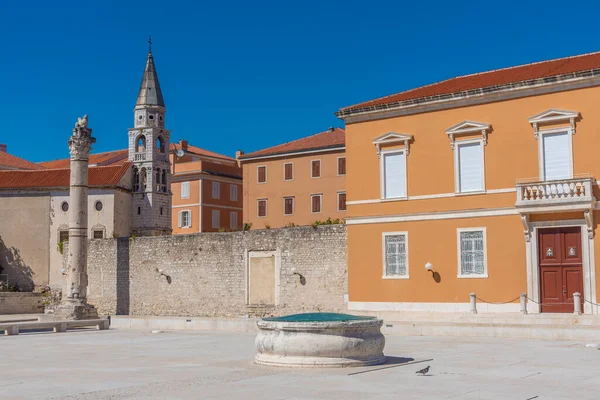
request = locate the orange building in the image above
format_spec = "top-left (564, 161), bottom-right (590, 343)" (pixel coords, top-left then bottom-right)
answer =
top-left (238, 128), bottom-right (346, 229)
top-left (39, 139), bottom-right (242, 234)
top-left (170, 140), bottom-right (242, 233)
top-left (337, 51), bottom-right (600, 315)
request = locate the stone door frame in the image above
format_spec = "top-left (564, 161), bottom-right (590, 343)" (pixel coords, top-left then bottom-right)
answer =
top-left (244, 249), bottom-right (281, 306)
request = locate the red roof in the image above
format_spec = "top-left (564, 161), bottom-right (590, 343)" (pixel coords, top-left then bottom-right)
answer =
top-left (239, 128), bottom-right (345, 160)
top-left (0, 163), bottom-right (131, 189)
top-left (170, 143), bottom-right (234, 161)
top-left (39, 149), bottom-right (129, 169)
top-left (339, 51), bottom-right (600, 115)
top-left (0, 152), bottom-right (46, 170)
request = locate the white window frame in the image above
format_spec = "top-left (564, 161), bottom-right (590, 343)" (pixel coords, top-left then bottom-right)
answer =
top-left (537, 127), bottom-right (574, 181)
top-left (283, 196), bottom-right (294, 216)
top-left (337, 156), bottom-right (346, 176)
top-left (310, 193), bottom-right (322, 214)
top-left (310, 159), bottom-right (321, 179)
top-left (337, 191), bottom-right (346, 212)
top-left (457, 227), bottom-right (488, 278)
top-left (230, 211), bottom-right (238, 230)
top-left (178, 210), bottom-right (192, 228)
top-left (283, 162), bottom-right (294, 182)
top-left (212, 181), bottom-right (220, 199)
top-left (257, 199), bottom-right (268, 218)
top-left (382, 231), bottom-right (409, 279)
top-left (181, 181), bottom-right (190, 199)
top-left (230, 184), bottom-right (238, 201)
top-left (212, 210), bottom-right (220, 229)
top-left (453, 139), bottom-right (485, 194)
top-left (380, 149), bottom-right (408, 200)
top-left (257, 165), bottom-right (267, 184)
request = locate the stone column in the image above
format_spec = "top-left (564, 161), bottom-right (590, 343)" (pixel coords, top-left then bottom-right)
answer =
top-left (55, 115), bottom-right (99, 320)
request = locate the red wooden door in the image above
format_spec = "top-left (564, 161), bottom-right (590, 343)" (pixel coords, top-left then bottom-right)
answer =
top-left (539, 228), bottom-right (584, 313)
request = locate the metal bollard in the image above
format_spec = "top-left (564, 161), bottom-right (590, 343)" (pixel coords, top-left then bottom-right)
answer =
top-left (520, 293), bottom-right (527, 314)
top-left (573, 292), bottom-right (582, 315)
top-left (469, 292), bottom-right (477, 314)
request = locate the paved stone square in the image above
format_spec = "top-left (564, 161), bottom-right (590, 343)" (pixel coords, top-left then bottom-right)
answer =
top-left (1, 329), bottom-right (599, 399)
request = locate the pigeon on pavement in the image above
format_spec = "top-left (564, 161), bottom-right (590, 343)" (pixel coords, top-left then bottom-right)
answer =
top-left (416, 366), bottom-right (430, 375)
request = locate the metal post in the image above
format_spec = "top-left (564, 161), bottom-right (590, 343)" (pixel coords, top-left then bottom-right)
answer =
top-left (469, 292), bottom-right (477, 314)
top-left (520, 293), bottom-right (527, 315)
top-left (573, 292), bottom-right (582, 315)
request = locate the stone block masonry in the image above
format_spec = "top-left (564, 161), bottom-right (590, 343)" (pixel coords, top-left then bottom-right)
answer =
top-left (0, 292), bottom-right (44, 314)
top-left (85, 225), bottom-right (347, 317)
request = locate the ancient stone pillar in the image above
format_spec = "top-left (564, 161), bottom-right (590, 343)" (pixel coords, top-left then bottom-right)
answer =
top-left (55, 115), bottom-right (99, 320)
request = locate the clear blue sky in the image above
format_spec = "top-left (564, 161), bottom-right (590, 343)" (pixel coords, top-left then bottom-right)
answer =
top-left (2, 0), bottom-right (599, 162)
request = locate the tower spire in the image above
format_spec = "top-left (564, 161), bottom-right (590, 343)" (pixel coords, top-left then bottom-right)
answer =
top-left (136, 41), bottom-right (164, 107)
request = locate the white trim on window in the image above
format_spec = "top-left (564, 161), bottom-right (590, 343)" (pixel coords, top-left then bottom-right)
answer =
top-left (229, 184), bottom-right (238, 201)
top-left (283, 196), bottom-right (294, 216)
top-left (181, 181), bottom-right (190, 199)
top-left (178, 209), bottom-right (192, 228)
top-left (382, 231), bottom-right (409, 279)
top-left (257, 198), bottom-right (268, 218)
top-left (212, 209), bottom-right (220, 229)
top-left (337, 156), bottom-right (346, 176)
top-left (283, 162), bottom-right (294, 182)
top-left (337, 191), bottom-right (346, 212)
top-left (257, 165), bottom-right (267, 184)
top-left (457, 227), bottom-right (488, 278)
top-left (537, 127), bottom-right (574, 181)
top-left (310, 159), bottom-right (321, 179)
top-left (212, 181), bottom-right (221, 199)
top-left (380, 149), bottom-right (408, 200)
top-left (454, 138), bottom-right (485, 194)
top-left (310, 193), bottom-right (322, 214)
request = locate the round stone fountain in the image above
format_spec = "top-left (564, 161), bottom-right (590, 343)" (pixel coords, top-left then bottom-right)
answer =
top-left (255, 312), bottom-right (385, 367)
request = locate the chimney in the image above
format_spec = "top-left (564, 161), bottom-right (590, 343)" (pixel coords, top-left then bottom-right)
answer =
top-left (328, 127), bottom-right (335, 132)
top-left (0, 144), bottom-right (6, 153)
top-left (235, 150), bottom-right (244, 159)
top-left (179, 139), bottom-right (188, 151)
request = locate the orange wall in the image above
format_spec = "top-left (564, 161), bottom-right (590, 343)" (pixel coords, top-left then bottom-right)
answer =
top-left (242, 150), bottom-right (346, 229)
top-left (345, 85), bottom-right (600, 305)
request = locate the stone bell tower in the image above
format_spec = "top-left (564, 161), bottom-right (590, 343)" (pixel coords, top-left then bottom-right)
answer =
top-left (128, 39), bottom-right (172, 236)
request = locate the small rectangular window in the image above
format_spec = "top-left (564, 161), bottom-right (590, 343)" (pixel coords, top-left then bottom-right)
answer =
top-left (212, 182), bottom-right (221, 199)
top-left (230, 211), bottom-right (238, 230)
top-left (311, 194), bottom-right (322, 213)
top-left (179, 210), bottom-right (192, 228)
top-left (458, 229), bottom-right (487, 277)
top-left (93, 230), bottom-right (104, 239)
top-left (311, 160), bottom-right (321, 178)
top-left (284, 197), bottom-right (294, 215)
top-left (382, 151), bottom-right (406, 199)
top-left (337, 192), bottom-right (346, 211)
top-left (337, 157), bottom-right (346, 176)
top-left (212, 210), bottom-right (220, 229)
top-left (456, 141), bottom-right (484, 193)
top-left (258, 199), bottom-right (267, 217)
top-left (181, 182), bottom-right (190, 199)
top-left (257, 166), bottom-right (267, 183)
top-left (284, 163), bottom-right (293, 181)
top-left (230, 184), bottom-right (238, 201)
top-left (383, 233), bottom-right (408, 278)
top-left (58, 230), bottom-right (69, 244)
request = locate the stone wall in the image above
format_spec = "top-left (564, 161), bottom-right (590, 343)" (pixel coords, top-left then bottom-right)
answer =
top-left (0, 292), bottom-right (44, 314)
top-left (85, 225), bottom-right (347, 317)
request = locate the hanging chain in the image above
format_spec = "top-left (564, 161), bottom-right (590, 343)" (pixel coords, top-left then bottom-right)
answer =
top-left (476, 296), bottom-right (520, 305)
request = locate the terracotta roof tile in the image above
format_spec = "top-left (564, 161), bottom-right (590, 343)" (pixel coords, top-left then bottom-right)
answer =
top-left (39, 149), bottom-right (129, 169)
top-left (0, 163), bottom-right (132, 189)
top-left (0, 152), bottom-right (46, 170)
top-left (169, 143), bottom-right (234, 161)
top-left (239, 128), bottom-right (345, 160)
top-left (340, 51), bottom-right (600, 114)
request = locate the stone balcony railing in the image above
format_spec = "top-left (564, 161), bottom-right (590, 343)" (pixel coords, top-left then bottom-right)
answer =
top-left (134, 152), bottom-right (146, 162)
top-left (515, 176), bottom-right (596, 212)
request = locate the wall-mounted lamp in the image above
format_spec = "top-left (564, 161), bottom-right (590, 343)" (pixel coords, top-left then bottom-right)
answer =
top-left (425, 262), bottom-right (434, 277)
top-left (293, 272), bottom-right (306, 286)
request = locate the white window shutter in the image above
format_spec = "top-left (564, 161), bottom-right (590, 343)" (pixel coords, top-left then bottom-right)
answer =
top-left (230, 212), bottom-right (237, 229)
top-left (458, 143), bottom-right (483, 192)
top-left (212, 182), bottom-right (220, 199)
top-left (178, 211), bottom-right (183, 228)
top-left (543, 132), bottom-right (570, 180)
top-left (181, 182), bottom-right (190, 199)
top-left (384, 152), bottom-right (406, 199)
